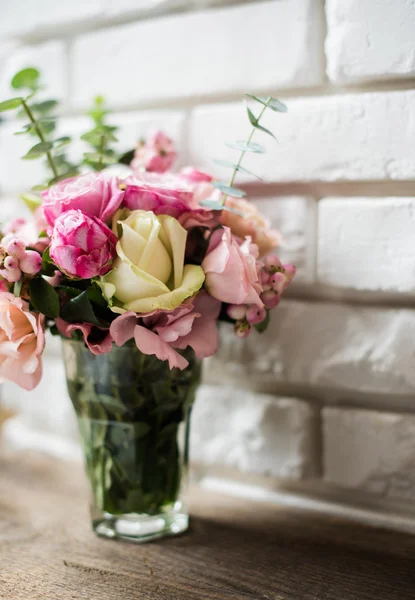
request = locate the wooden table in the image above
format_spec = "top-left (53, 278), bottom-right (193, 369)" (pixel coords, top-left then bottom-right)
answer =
top-left (1, 451), bottom-right (415, 600)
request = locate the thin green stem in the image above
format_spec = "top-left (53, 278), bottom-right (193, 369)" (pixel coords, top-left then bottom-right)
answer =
top-left (21, 98), bottom-right (59, 179)
top-left (228, 101), bottom-right (269, 188)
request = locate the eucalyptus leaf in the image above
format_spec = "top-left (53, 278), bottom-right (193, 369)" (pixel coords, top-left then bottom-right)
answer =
top-left (199, 199), bottom-right (243, 216)
top-left (212, 180), bottom-right (246, 198)
top-left (29, 277), bottom-right (60, 318)
top-left (245, 93), bottom-right (288, 113)
top-left (83, 151), bottom-right (115, 165)
top-left (212, 159), bottom-right (263, 180)
top-left (30, 99), bottom-right (58, 113)
top-left (226, 140), bottom-right (265, 153)
top-left (0, 97), bottom-right (22, 112)
top-left (247, 107), bottom-right (278, 141)
top-left (11, 68), bottom-right (40, 90)
top-left (54, 136), bottom-right (71, 149)
top-left (22, 141), bottom-right (54, 160)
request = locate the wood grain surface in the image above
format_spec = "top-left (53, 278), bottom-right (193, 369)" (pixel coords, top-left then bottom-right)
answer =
top-left (1, 451), bottom-right (415, 600)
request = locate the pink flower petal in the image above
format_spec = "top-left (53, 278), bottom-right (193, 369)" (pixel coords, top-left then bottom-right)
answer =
top-left (134, 325), bottom-right (188, 370)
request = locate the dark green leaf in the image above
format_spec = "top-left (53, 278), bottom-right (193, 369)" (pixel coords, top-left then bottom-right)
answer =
top-left (0, 97), bottom-right (22, 112)
top-left (29, 277), bottom-right (60, 318)
top-left (83, 151), bottom-right (115, 165)
top-left (245, 94), bottom-right (288, 113)
top-left (134, 422), bottom-right (151, 438)
top-left (118, 148), bottom-right (135, 165)
top-left (54, 136), bottom-right (71, 149)
top-left (41, 247), bottom-right (57, 277)
top-left (254, 310), bottom-right (270, 333)
top-left (11, 68), bottom-right (40, 90)
top-left (212, 159), bottom-right (263, 180)
top-left (56, 285), bottom-right (83, 299)
top-left (61, 290), bottom-right (106, 326)
top-left (22, 141), bottom-right (53, 160)
top-left (212, 180), bottom-right (246, 198)
top-left (30, 99), bottom-right (58, 113)
top-left (226, 140), bottom-right (265, 153)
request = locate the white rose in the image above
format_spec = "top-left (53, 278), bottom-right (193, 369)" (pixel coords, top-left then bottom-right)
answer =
top-left (100, 210), bottom-right (204, 314)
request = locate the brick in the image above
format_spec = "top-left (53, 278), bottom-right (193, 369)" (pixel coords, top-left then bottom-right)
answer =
top-left (191, 385), bottom-right (319, 479)
top-left (203, 300), bottom-right (415, 398)
top-left (71, 0), bottom-right (325, 109)
top-left (0, 41), bottom-right (67, 104)
top-left (0, 0), bottom-right (105, 39)
top-left (188, 90), bottom-right (415, 183)
top-left (317, 197), bottom-right (415, 292)
top-left (253, 196), bottom-right (315, 282)
top-left (2, 358), bottom-right (78, 441)
top-left (325, 0), bottom-right (415, 84)
top-left (323, 407), bottom-right (415, 501)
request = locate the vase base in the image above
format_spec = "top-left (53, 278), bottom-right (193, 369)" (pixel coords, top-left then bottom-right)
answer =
top-left (93, 511), bottom-right (189, 543)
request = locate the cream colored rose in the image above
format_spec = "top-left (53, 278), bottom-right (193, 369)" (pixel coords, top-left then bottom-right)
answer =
top-left (100, 210), bottom-right (204, 314)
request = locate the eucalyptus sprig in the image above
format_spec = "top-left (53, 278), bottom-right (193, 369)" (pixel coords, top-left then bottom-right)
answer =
top-left (81, 96), bottom-right (119, 171)
top-left (201, 93), bottom-right (287, 212)
top-left (0, 67), bottom-right (77, 193)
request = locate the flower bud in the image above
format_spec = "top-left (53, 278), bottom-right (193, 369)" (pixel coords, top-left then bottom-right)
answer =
top-left (4, 256), bottom-right (19, 270)
top-left (260, 289), bottom-right (280, 309)
top-left (264, 255), bottom-right (282, 274)
top-left (246, 305), bottom-right (267, 325)
top-left (227, 304), bottom-right (247, 320)
top-left (1, 267), bottom-right (21, 283)
top-left (5, 238), bottom-right (26, 260)
top-left (283, 264), bottom-right (296, 280)
top-left (259, 269), bottom-right (271, 290)
top-left (19, 250), bottom-right (42, 275)
top-left (270, 271), bottom-right (286, 294)
top-left (234, 320), bottom-right (251, 338)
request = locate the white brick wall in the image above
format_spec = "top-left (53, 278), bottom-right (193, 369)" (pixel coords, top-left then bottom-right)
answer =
top-left (1, 0), bottom-right (415, 527)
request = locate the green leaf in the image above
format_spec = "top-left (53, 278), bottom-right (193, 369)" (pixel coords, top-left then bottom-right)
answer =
top-left (22, 141), bottom-right (53, 160)
top-left (226, 140), bottom-right (265, 153)
top-left (13, 279), bottom-right (23, 298)
top-left (32, 183), bottom-right (49, 192)
top-left (29, 277), bottom-right (60, 318)
top-left (212, 159), bottom-right (263, 180)
top-left (11, 68), bottom-right (40, 90)
top-left (19, 192), bottom-right (42, 211)
top-left (0, 97), bottom-right (22, 112)
top-left (83, 151), bottom-right (115, 165)
top-left (54, 136), bottom-right (71, 149)
top-left (118, 148), bottom-right (135, 165)
top-left (254, 310), bottom-right (270, 333)
top-left (41, 246), bottom-right (56, 277)
top-left (81, 128), bottom-right (117, 145)
top-left (247, 107), bottom-right (277, 141)
top-left (212, 180), bottom-right (246, 198)
top-left (245, 94), bottom-right (288, 113)
top-left (134, 422), bottom-right (151, 438)
top-left (199, 199), bottom-right (243, 216)
top-left (61, 290), bottom-right (106, 326)
top-left (47, 170), bottom-right (78, 186)
top-left (30, 100), bottom-right (58, 113)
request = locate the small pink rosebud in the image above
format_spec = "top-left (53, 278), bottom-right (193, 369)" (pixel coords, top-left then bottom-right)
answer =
top-left (270, 271), bottom-right (286, 294)
top-left (264, 255), bottom-right (282, 274)
top-left (5, 238), bottom-right (26, 260)
top-left (19, 250), bottom-right (42, 275)
top-left (246, 305), bottom-right (267, 325)
top-left (283, 264), bottom-right (296, 280)
top-left (1, 267), bottom-right (21, 283)
top-left (4, 256), bottom-right (19, 270)
top-left (234, 319), bottom-right (251, 338)
top-left (261, 289), bottom-right (281, 309)
top-left (227, 304), bottom-right (248, 320)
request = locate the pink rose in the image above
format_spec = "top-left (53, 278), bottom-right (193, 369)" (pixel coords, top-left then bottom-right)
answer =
top-left (131, 130), bottom-right (177, 174)
top-left (56, 319), bottom-right (112, 355)
top-left (0, 293), bottom-right (45, 390)
top-left (42, 172), bottom-right (125, 227)
top-left (123, 172), bottom-right (193, 218)
top-left (179, 167), bottom-right (213, 184)
top-left (50, 210), bottom-right (117, 279)
top-left (202, 227), bottom-right (262, 306)
top-left (110, 291), bottom-right (221, 370)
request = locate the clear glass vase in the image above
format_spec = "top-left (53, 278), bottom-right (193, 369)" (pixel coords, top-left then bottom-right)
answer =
top-left (62, 339), bottom-right (201, 543)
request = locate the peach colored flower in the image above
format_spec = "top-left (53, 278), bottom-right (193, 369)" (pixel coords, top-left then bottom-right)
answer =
top-left (0, 293), bottom-right (45, 390)
top-left (219, 198), bottom-right (281, 257)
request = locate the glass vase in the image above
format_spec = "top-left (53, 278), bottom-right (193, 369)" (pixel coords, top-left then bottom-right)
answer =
top-left (62, 339), bottom-right (201, 543)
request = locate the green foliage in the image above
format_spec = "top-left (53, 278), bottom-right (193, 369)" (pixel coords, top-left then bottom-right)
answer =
top-left (226, 141), bottom-right (265, 153)
top-left (61, 289), bottom-right (107, 327)
top-left (82, 96), bottom-right (119, 171)
top-left (29, 277), bottom-right (60, 318)
top-left (246, 106), bottom-right (278, 141)
top-left (254, 309), bottom-right (270, 333)
top-left (19, 192), bottom-right (42, 211)
top-left (245, 94), bottom-right (287, 113)
top-left (212, 180), bottom-right (246, 198)
top-left (0, 67), bottom-right (78, 188)
top-left (213, 158), bottom-right (263, 180)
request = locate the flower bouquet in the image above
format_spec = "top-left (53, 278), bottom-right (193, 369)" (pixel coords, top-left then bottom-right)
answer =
top-left (0, 68), bottom-right (295, 542)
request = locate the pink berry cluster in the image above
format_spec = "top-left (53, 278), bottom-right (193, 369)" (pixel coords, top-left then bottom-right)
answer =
top-left (0, 235), bottom-right (42, 283)
top-left (227, 255), bottom-right (296, 338)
